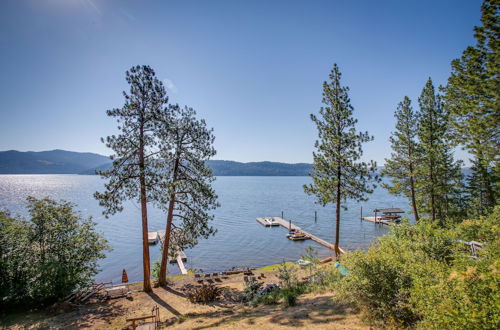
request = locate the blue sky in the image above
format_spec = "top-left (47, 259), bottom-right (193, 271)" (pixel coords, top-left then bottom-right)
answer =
top-left (0, 0), bottom-right (481, 164)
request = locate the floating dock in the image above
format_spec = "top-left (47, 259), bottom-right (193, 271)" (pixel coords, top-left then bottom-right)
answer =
top-left (256, 217), bottom-right (280, 227)
top-left (148, 231), bottom-right (159, 244)
top-left (361, 216), bottom-right (393, 226)
top-left (257, 217), bottom-right (345, 254)
top-left (360, 208), bottom-right (404, 226)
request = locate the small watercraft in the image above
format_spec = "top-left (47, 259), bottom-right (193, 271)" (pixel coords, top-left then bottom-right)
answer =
top-left (287, 231), bottom-right (310, 241)
top-left (265, 217), bottom-right (280, 226)
top-left (296, 259), bottom-right (312, 266)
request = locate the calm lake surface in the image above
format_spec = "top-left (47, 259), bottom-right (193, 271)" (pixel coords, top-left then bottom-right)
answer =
top-left (0, 175), bottom-right (410, 283)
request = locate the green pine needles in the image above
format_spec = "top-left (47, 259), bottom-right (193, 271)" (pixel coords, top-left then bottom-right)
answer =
top-left (304, 63), bottom-right (379, 258)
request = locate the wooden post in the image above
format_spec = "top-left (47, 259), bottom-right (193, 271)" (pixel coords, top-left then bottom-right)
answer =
top-left (360, 207), bottom-right (362, 220)
top-left (281, 211), bottom-right (284, 219)
top-left (374, 209), bottom-right (378, 224)
top-left (314, 211), bottom-right (317, 223)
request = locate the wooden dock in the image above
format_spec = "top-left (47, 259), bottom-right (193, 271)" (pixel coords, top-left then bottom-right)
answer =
top-left (156, 230), bottom-right (188, 275)
top-left (257, 217), bottom-right (345, 254)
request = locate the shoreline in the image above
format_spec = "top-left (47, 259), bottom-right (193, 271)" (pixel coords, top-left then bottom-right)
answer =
top-left (117, 257), bottom-right (335, 290)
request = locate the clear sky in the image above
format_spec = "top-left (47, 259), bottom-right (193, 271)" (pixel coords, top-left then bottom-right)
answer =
top-left (0, 0), bottom-right (481, 164)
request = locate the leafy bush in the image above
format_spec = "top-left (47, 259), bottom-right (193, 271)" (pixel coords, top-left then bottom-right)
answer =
top-left (301, 246), bottom-right (320, 276)
top-left (410, 208), bottom-right (500, 329)
top-left (186, 284), bottom-right (221, 303)
top-left (260, 289), bottom-right (280, 305)
top-left (277, 261), bottom-right (298, 289)
top-left (303, 260), bottom-right (346, 294)
top-left (333, 208), bottom-right (500, 328)
top-left (0, 197), bottom-right (109, 307)
top-left (243, 276), bottom-right (263, 304)
top-left (281, 288), bottom-right (298, 307)
top-left (152, 258), bottom-right (161, 281)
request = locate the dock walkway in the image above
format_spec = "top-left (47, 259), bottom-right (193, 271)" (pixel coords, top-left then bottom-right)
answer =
top-left (156, 230), bottom-right (188, 275)
top-left (257, 217), bottom-right (345, 254)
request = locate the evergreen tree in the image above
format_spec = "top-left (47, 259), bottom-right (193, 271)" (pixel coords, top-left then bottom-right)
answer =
top-left (443, 0), bottom-right (499, 214)
top-left (94, 65), bottom-right (167, 292)
top-left (154, 104), bottom-right (218, 286)
top-left (304, 64), bottom-right (379, 258)
top-left (382, 96), bottom-right (420, 222)
top-left (416, 78), bottom-right (463, 224)
top-left (465, 158), bottom-right (493, 218)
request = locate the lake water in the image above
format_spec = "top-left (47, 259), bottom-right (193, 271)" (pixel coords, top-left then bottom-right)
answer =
top-left (0, 175), bottom-right (410, 283)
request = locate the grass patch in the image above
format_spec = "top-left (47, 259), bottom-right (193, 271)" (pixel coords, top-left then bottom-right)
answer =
top-left (257, 261), bottom-right (294, 273)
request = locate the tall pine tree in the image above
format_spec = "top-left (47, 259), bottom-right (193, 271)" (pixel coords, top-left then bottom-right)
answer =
top-left (382, 96), bottom-right (420, 222)
top-left (95, 65), bottom-right (167, 292)
top-left (304, 64), bottom-right (378, 258)
top-left (443, 0), bottom-right (499, 215)
top-left (416, 78), bottom-right (463, 224)
top-left (154, 104), bottom-right (218, 286)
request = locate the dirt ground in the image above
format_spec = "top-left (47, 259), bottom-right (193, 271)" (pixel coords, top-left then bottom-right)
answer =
top-left (1, 267), bottom-right (369, 329)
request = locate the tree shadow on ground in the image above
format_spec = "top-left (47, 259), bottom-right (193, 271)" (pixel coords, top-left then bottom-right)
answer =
top-left (181, 294), bottom-right (356, 330)
top-left (268, 295), bottom-right (351, 327)
top-left (161, 285), bottom-right (186, 298)
top-left (147, 292), bottom-right (181, 317)
top-left (2, 300), bottom-right (128, 329)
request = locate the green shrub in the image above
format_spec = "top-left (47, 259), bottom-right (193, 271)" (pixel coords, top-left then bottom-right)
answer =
top-left (152, 258), bottom-right (161, 282)
top-left (260, 289), bottom-right (280, 305)
top-left (281, 288), bottom-right (298, 307)
top-left (277, 261), bottom-right (298, 289)
top-left (0, 197), bottom-right (110, 307)
top-left (410, 208), bottom-right (500, 329)
top-left (306, 264), bottom-right (343, 293)
top-left (244, 276), bottom-right (263, 304)
top-left (334, 208), bottom-right (500, 328)
top-left (301, 246), bottom-right (320, 276)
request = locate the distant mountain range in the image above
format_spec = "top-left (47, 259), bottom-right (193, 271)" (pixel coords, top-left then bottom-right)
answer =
top-left (0, 150), bottom-right (111, 174)
top-left (0, 150), bottom-right (313, 176)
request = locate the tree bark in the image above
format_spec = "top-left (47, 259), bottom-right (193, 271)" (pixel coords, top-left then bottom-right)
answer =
top-left (139, 124), bottom-right (152, 292)
top-left (409, 163), bottom-right (419, 222)
top-left (477, 150), bottom-right (495, 211)
top-left (158, 156), bottom-right (180, 286)
top-left (335, 166), bottom-right (341, 260)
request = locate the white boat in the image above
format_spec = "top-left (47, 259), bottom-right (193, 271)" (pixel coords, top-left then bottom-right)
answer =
top-left (296, 259), bottom-right (312, 266)
top-left (148, 231), bottom-right (159, 244)
top-left (265, 217), bottom-right (280, 226)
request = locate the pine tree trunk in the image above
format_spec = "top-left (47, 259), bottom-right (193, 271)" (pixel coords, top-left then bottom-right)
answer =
top-left (334, 167), bottom-right (341, 260)
top-left (409, 163), bottom-right (419, 222)
top-left (477, 151), bottom-right (494, 211)
top-left (139, 125), bottom-right (152, 292)
top-left (430, 188), bottom-right (436, 222)
top-left (158, 156), bottom-right (180, 286)
top-left (428, 105), bottom-right (436, 223)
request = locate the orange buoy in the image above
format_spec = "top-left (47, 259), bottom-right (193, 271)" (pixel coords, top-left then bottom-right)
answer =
top-left (122, 269), bottom-right (128, 283)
